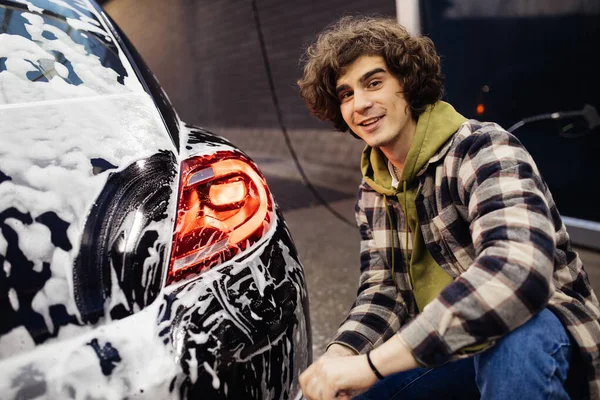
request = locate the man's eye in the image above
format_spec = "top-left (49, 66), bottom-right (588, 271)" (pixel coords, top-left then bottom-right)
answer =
top-left (339, 92), bottom-right (352, 101)
top-left (368, 80), bottom-right (382, 88)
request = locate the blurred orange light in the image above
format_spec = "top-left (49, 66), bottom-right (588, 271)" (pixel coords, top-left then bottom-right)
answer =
top-left (476, 104), bottom-right (485, 115)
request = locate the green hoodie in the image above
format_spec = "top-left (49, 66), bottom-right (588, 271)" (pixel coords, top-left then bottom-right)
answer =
top-left (361, 101), bottom-right (467, 312)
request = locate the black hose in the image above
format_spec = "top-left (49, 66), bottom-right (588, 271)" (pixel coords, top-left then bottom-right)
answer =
top-left (250, 0), bottom-right (355, 228)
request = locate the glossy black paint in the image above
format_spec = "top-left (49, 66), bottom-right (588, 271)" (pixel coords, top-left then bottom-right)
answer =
top-left (36, 212), bottom-right (72, 251)
top-left (90, 158), bottom-right (118, 175)
top-left (0, 206), bottom-right (73, 343)
top-left (160, 218), bottom-right (309, 399)
top-left (87, 339), bottom-right (122, 376)
top-left (0, 170), bottom-right (11, 184)
top-left (73, 150), bottom-right (177, 324)
top-left (186, 124), bottom-right (233, 148)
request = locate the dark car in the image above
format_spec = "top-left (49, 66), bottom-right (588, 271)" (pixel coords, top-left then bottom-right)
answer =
top-left (0, 0), bottom-right (311, 398)
top-left (417, 0), bottom-right (600, 249)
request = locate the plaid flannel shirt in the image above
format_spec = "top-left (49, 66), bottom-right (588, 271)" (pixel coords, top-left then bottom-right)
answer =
top-left (330, 120), bottom-right (600, 397)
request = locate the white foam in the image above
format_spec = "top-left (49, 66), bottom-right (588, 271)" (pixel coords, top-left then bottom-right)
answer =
top-left (8, 288), bottom-right (19, 312)
top-left (203, 361), bottom-right (221, 390)
top-left (14, 0), bottom-right (44, 14)
top-left (66, 17), bottom-right (109, 38)
top-left (0, 233), bottom-right (7, 258)
top-left (4, 219), bottom-right (53, 262)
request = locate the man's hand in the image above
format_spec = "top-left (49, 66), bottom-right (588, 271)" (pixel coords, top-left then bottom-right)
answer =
top-left (299, 353), bottom-right (377, 400)
top-left (299, 335), bottom-right (420, 399)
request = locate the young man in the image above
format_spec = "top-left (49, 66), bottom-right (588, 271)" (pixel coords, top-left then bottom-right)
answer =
top-left (297, 16), bottom-right (600, 399)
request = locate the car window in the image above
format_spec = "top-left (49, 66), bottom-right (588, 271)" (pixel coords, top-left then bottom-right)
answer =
top-left (0, 0), bottom-right (139, 104)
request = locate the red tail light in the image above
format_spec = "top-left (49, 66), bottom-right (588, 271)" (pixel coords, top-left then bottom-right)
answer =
top-left (168, 150), bottom-right (273, 284)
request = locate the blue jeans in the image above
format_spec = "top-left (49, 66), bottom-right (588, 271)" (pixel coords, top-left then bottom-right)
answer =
top-left (355, 309), bottom-right (581, 400)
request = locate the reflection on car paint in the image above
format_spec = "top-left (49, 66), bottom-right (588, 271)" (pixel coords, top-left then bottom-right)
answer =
top-left (186, 124), bottom-right (234, 148)
top-left (0, 92), bottom-right (178, 342)
top-left (74, 150), bottom-right (177, 324)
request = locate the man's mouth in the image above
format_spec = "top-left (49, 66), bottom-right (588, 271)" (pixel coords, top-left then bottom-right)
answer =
top-left (358, 116), bottom-right (383, 126)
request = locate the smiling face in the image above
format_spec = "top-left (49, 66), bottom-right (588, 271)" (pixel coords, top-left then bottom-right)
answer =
top-left (336, 55), bottom-right (416, 152)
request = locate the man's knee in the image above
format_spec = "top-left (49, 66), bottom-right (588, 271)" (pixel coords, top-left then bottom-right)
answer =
top-left (473, 308), bottom-right (572, 399)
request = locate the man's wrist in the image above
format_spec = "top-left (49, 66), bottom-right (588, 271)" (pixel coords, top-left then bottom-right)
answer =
top-left (366, 351), bottom-right (385, 380)
top-left (370, 334), bottom-right (419, 376)
top-left (326, 343), bottom-right (357, 357)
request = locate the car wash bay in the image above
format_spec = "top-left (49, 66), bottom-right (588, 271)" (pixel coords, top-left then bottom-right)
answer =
top-left (103, 0), bottom-right (600, 358)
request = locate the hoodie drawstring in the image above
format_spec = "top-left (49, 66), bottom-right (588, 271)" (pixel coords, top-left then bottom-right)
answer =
top-left (383, 195), bottom-right (396, 286)
top-left (383, 181), bottom-right (411, 288)
top-left (403, 180), bottom-right (410, 271)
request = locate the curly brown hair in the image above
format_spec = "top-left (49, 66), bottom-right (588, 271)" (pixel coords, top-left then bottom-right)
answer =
top-left (297, 16), bottom-right (443, 133)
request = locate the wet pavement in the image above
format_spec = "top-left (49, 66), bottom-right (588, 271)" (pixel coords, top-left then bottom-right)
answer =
top-left (250, 150), bottom-right (600, 358)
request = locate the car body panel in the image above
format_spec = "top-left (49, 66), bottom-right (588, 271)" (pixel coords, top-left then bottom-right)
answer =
top-left (0, 203), bottom-right (310, 399)
top-left (0, 93), bottom-right (178, 341)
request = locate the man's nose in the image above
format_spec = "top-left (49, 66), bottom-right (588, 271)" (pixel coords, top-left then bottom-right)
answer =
top-left (353, 90), bottom-right (373, 114)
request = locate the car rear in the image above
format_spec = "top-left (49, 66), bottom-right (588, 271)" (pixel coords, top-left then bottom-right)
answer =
top-left (0, 0), bottom-right (311, 398)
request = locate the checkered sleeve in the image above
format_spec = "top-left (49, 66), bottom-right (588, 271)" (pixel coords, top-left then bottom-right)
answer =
top-left (328, 184), bottom-right (409, 355)
top-left (398, 126), bottom-right (556, 366)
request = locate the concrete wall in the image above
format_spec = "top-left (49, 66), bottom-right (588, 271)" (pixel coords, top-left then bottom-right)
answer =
top-left (103, 0), bottom-right (396, 167)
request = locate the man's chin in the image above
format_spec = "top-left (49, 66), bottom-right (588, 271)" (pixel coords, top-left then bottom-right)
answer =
top-left (366, 136), bottom-right (394, 149)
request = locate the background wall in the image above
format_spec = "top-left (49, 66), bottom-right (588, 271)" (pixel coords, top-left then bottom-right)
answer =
top-left (103, 0), bottom-right (396, 167)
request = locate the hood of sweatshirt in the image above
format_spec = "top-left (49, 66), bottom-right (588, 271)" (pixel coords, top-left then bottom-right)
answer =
top-left (361, 101), bottom-right (467, 193)
top-left (359, 101), bottom-right (467, 313)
